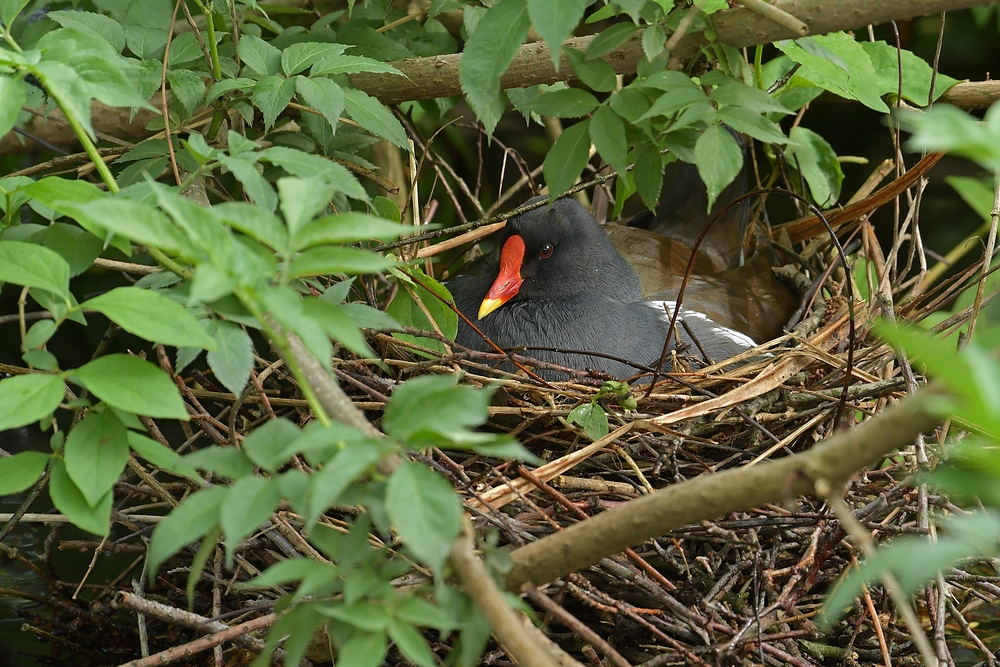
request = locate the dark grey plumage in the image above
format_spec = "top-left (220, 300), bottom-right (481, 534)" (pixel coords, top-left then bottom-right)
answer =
top-left (450, 198), bottom-right (756, 379)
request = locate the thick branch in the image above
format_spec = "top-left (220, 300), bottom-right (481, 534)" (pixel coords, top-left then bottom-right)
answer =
top-left (503, 383), bottom-right (946, 592)
top-left (350, 0), bottom-right (997, 105)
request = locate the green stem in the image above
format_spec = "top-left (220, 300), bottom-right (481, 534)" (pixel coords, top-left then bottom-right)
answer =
top-left (754, 44), bottom-right (764, 90)
top-left (204, 10), bottom-right (222, 81)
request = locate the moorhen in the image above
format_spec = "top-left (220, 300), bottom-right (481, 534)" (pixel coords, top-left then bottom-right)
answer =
top-left (448, 145), bottom-right (800, 380)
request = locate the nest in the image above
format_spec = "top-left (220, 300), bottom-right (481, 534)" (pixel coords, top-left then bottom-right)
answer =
top-left (3, 157), bottom-right (999, 667)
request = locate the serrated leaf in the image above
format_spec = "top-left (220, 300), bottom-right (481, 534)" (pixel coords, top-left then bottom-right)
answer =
top-left (590, 105), bottom-right (628, 174)
top-left (567, 402), bottom-right (608, 440)
top-left (311, 54), bottom-right (404, 77)
top-left (694, 124), bottom-right (742, 210)
top-left (49, 459), bottom-right (112, 536)
top-left (257, 146), bottom-right (369, 201)
top-left (0, 373), bottom-right (65, 431)
top-left (776, 34), bottom-right (889, 113)
top-left (207, 77), bottom-right (256, 103)
top-left (71, 354), bottom-right (188, 420)
top-left (205, 320), bottom-right (254, 396)
top-left (642, 25), bottom-right (665, 61)
top-left (57, 198), bottom-right (188, 254)
top-left (0, 241), bottom-right (70, 299)
top-left (147, 485), bottom-right (229, 576)
top-left (543, 119), bottom-right (591, 198)
top-left (220, 475), bottom-right (281, 564)
top-left (294, 76), bottom-right (345, 131)
top-left (288, 246), bottom-right (394, 278)
top-left (383, 375), bottom-right (493, 445)
top-left (787, 125), bottom-right (843, 206)
top-left (281, 42), bottom-right (347, 76)
top-left (458, 0), bottom-right (529, 131)
top-left (385, 461), bottom-right (462, 570)
top-left (165, 68), bottom-right (206, 120)
top-left (64, 409), bottom-right (129, 507)
top-left (0, 75), bottom-right (26, 141)
top-left (526, 0), bottom-right (587, 69)
top-left (81, 287), bottom-right (216, 349)
top-left (0, 451), bottom-right (50, 495)
top-left (252, 75), bottom-right (296, 130)
top-left (237, 34), bottom-right (281, 76)
top-left (342, 88), bottom-right (409, 149)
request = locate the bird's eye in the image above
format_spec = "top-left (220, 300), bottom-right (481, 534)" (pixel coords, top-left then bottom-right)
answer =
top-left (539, 244), bottom-right (554, 258)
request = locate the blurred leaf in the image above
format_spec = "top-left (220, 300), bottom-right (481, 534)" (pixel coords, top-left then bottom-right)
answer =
top-left (520, 88), bottom-right (598, 117)
top-left (147, 485), bottom-right (229, 576)
top-left (0, 373), bottom-right (65, 431)
top-left (71, 354), bottom-right (188, 420)
top-left (787, 126), bottom-right (843, 206)
top-left (221, 475), bottom-right (281, 564)
top-left (901, 104), bottom-right (1000, 172)
top-left (0, 75), bottom-right (26, 141)
top-left (64, 409), bottom-right (129, 507)
top-left (695, 124), bottom-right (742, 210)
top-left (307, 439), bottom-right (393, 525)
top-left (0, 451), bottom-right (50, 495)
top-left (526, 0), bottom-right (587, 69)
top-left (387, 619), bottom-right (437, 667)
top-left (563, 47), bottom-right (616, 92)
top-left (459, 0), bottom-right (530, 134)
top-left (543, 119), bottom-right (591, 198)
top-left (386, 268), bottom-right (457, 355)
top-left (385, 461), bottom-right (462, 570)
top-left (82, 287), bottom-right (216, 349)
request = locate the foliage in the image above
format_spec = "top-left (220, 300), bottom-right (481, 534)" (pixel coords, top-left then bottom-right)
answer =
top-left (0, 0), bottom-right (986, 663)
top-left (822, 103), bottom-right (1000, 626)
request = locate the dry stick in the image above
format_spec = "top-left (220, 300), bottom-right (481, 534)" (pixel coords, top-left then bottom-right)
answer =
top-left (824, 492), bottom-right (938, 667)
top-left (451, 520), bottom-right (583, 667)
top-left (349, 0), bottom-right (993, 105)
top-left (283, 333), bottom-right (581, 667)
top-left (112, 613), bottom-right (276, 667)
top-left (733, 0), bottom-right (809, 35)
top-left (964, 169), bottom-right (1000, 344)
top-left (503, 383), bottom-right (946, 592)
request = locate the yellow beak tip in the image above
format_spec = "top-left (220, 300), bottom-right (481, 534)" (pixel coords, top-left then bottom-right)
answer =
top-left (477, 298), bottom-right (504, 320)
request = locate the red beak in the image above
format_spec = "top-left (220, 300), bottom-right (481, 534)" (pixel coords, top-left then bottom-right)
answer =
top-left (478, 235), bottom-right (525, 319)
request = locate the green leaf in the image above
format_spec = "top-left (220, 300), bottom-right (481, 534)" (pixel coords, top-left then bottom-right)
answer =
top-left (567, 402), bottom-right (609, 440)
top-left (860, 41), bottom-right (959, 105)
top-left (526, 0), bottom-right (588, 69)
top-left (64, 409), bottom-right (130, 507)
top-left (206, 320), bottom-right (254, 396)
top-left (257, 146), bottom-right (369, 201)
top-left (165, 68), bottom-right (206, 120)
top-left (219, 154), bottom-right (278, 213)
top-left (243, 557), bottom-right (336, 589)
top-left (49, 459), bottom-right (112, 536)
top-left (821, 510), bottom-right (1000, 627)
top-left (281, 42), bottom-right (347, 76)
top-left (641, 25), bottom-right (665, 61)
top-left (81, 287), bottom-right (216, 349)
top-left (294, 76), bottom-right (345, 131)
top-left (383, 375), bottom-right (492, 446)
top-left (147, 485), bottom-right (229, 575)
top-left (241, 419), bottom-right (302, 473)
top-left (563, 47), bottom-right (616, 92)
top-left (0, 373), bottom-right (65, 431)
top-left (787, 125), bottom-right (843, 206)
top-left (585, 23), bottom-right (639, 60)
top-left (277, 176), bottom-right (334, 236)
top-left (252, 75), bottom-right (296, 130)
top-left (718, 105), bottom-right (788, 145)
top-left (710, 80), bottom-right (791, 115)
top-left (520, 88), bottom-right (598, 118)
top-left (220, 475), bottom-right (281, 564)
top-left (901, 105), bottom-right (1000, 172)
top-left (589, 105), bottom-right (628, 175)
top-left (207, 78), bottom-right (255, 104)
top-left (127, 431), bottom-right (194, 477)
top-left (543, 119), bottom-right (591, 198)
top-left (386, 269), bottom-right (457, 355)
top-left (302, 299), bottom-right (375, 358)
top-left (0, 451), bottom-right (50, 495)
top-left (237, 34), bottom-right (281, 76)
top-left (25, 223), bottom-right (103, 278)
top-left (458, 0), bottom-right (530, 133)
top-left (71, 354), bottom-right (188, 420)
top-left (311, 54), bottom-right (404, 77)
top-left (57, 198), bottom-right (189, 254)
top-left (215, 201), bottom-right (287, 249)
top-left (0, 241), bottom-right (71, 300)
top-left (307, 439), bottom-right (393, 524)
top-left (385, 461), bottom-right (462, 570)
top-left (30, 60), bottom-right (96, 139)
top-left (338, 629), bottom-right (388, 667)
top-left (288, 246), bottom-right (394, 278)
top-left (387, 619), bottom-right (437, 667)
top-left (632, 142), bottom-right (663, 211)
top-left (371, 196), bottom-right (401, 223)
top-left (694, 125), bottom-right (743, 211)
top-left (776, 34), bottom-right (889, 113)
top-left (0, 75), bottom-right (26, 141)
top-left (342, 88), bottom-right (409, 149)
top-left (292, 212), bottom-right (409, 250)
top-left (182, 446), bottom-right (255, 479)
